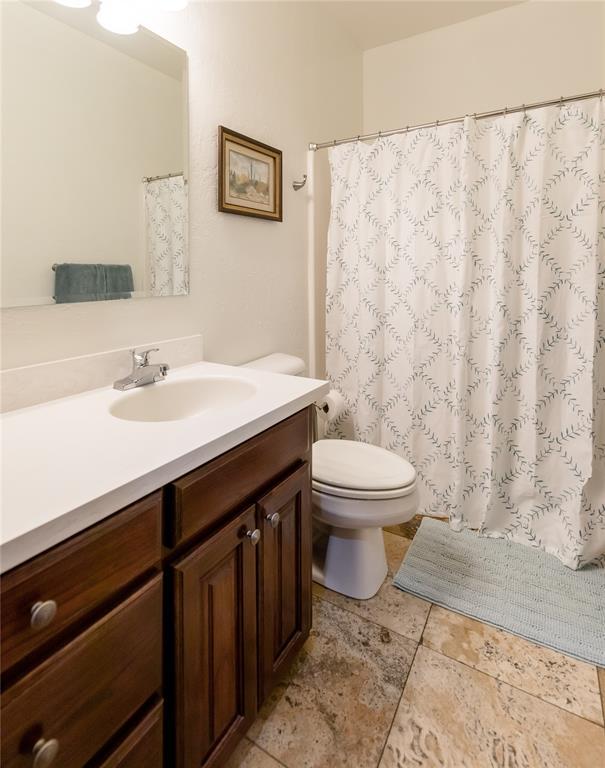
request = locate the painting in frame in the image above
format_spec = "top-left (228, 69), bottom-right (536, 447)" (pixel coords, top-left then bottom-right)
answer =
top-left (218, 126), bottom-right (282, 221)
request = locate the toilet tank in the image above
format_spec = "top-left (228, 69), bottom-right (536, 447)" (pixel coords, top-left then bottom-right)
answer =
top-left (242, 353), bottom-right (306, 376)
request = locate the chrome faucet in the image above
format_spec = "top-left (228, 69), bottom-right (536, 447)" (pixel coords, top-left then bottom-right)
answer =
top-left (113, 347), bottom-right (170, 391)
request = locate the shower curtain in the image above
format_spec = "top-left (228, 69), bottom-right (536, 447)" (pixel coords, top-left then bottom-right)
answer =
top-left (144, 175), bottom-right (189, 296)
top-left (326, 97), bottom-right (605, 568)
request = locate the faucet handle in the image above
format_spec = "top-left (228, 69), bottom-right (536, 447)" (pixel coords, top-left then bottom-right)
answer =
top-left (133, 347), bottom-right (159, 368)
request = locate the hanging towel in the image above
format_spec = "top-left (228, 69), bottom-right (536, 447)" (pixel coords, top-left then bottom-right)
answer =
top-left (54, 263), bottom-right (104, 303)
top-left (103, 264), bottom-right (134, 300)
top-left (54, 263), bottom-right (133, 303)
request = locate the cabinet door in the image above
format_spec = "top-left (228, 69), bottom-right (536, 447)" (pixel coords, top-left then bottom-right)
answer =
top-left (257, 463), bottom-right (312, 703)
top-left (172, 506), bottom-right (258, 768)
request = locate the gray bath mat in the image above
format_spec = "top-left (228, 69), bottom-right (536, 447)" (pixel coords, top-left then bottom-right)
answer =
top-left (393, 518), bottom-right (605, 666)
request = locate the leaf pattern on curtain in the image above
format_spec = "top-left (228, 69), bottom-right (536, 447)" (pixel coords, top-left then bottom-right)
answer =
top-left (144, 175), bottom-right (189, 297)
top-left (326, 97), bottom-right (605, 569)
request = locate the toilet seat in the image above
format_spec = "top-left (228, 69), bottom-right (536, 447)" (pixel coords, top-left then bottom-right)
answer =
top-left (312, 477), bottom-right (417, 500)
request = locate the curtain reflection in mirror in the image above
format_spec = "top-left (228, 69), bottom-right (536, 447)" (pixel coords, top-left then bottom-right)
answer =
top-left (144, 175), bottom-right (189, 297)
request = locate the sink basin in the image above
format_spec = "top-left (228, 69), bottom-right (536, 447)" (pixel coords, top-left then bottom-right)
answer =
top-left (109, 376), bottom-right (257, 422)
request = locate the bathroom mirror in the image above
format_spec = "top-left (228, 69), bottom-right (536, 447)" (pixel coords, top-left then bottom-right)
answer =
top-left (1, 1), bottom-right (189, 308)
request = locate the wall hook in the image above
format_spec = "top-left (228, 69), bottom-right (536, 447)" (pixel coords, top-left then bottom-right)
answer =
top-left (292, 174), bottom-right (307, 191)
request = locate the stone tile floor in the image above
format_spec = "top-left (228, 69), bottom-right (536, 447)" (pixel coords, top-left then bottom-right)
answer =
top-left (227, 525), bottom-right (605, 768)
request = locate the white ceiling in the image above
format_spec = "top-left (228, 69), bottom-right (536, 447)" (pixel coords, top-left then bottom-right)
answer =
top-left (27, 1), bottom-right (522, 66)
top-left (318, 1), bottom-right (522, 51)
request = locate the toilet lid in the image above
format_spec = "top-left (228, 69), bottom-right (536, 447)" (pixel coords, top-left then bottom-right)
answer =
top-left (312, 439), bottom-right (416, 491)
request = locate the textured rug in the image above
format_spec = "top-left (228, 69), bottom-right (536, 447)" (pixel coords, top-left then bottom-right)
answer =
top-left (393, 518), bottom-right (605, 666)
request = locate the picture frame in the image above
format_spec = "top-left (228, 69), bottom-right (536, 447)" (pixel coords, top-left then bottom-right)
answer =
top-left (218, 126), bottom-right (282, 221)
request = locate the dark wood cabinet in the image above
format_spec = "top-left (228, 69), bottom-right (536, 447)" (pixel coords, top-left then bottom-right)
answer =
top-left (0, 406), bottom-right (314, 768)
top-left (1, 577), bottom-right (163, 768)
top-left (165, 408), bottom-right (311, 546)
top-left (1, 493), bottom-right (162, 675)
top-left (172, 506), bottom-right (258, 768)
top-left (257, 463), bottom-right (312, 703)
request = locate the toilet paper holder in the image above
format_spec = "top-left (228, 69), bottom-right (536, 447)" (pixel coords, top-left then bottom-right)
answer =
top-left (314, 389), bottom-right (345, 422)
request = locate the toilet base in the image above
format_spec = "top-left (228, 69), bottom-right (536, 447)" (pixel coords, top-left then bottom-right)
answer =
top-left (312, 524), bottom-right (388, 600)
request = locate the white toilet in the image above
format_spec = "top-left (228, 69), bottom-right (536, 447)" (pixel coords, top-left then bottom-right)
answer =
top-left (311, 438), bottom-right (418, 599)
top-left (243, 353), bottom-right (419, 600)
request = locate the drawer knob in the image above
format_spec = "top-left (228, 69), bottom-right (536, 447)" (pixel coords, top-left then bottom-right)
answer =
top-left (30, 600), bottom-right (58, 630)
top-left (32, 738), bottom-right (59, 768)
top-left (246, 528), bottom-right (261, 546)
top-left (266, 512), bottom-right (281, 529)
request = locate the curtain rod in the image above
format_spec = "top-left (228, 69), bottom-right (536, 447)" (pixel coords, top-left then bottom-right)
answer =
top-left (309, 88), bottom-right (604, 151)
top-left (142, 172), bottom-right (186, 183)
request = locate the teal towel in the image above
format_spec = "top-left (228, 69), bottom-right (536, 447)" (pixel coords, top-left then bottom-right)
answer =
top-left (103, 264), bottom-right (135, 300)
top-left (54, 263), bottom-right (133, 303)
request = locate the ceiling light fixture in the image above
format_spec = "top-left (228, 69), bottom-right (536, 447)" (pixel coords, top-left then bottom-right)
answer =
top-left (53, 0), bottom-right (189, 36)
top-left (96, 0), bottom-right (141, 35)
top-left (53, 0), bottom-right (92, 7)
top-left (156, 0), bottom-right (189, 10)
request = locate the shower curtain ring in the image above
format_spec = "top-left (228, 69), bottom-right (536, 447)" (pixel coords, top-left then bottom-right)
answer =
top-left (559, 96), bottom-right (564, 108)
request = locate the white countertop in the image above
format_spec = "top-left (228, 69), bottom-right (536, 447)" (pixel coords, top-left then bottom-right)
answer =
top-left (0, 362), bottom-right (329, 573)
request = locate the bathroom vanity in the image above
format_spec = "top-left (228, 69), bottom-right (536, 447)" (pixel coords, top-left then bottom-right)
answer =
top-left (0, 363), bottom-right (328, 768)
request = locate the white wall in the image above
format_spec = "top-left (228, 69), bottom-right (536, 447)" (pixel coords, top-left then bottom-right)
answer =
top-left (363, 1), bottom-right (605, 133)
top-left (1, 2), bottom-right (362, 370)
top-left (1, 2), bottom-right (184, 307)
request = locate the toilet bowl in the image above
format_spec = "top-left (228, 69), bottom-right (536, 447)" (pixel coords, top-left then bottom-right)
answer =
top-left (242, 354), bottom-right (420, 600)
top-left (311, 439), bottom-right (418, 599)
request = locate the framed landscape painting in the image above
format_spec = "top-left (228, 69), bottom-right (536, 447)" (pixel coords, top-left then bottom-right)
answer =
top-left (218, 126), bottom-right (282, 221)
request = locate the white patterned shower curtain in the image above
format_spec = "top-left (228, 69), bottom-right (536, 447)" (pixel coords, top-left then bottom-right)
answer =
top-left (326, 97), bottom-right (605, 568)
top-left (144, 175), bottom-right (189, 296)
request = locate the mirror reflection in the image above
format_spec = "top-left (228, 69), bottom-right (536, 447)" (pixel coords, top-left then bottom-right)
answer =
top-left (1, 0), bottom-right (189, 308)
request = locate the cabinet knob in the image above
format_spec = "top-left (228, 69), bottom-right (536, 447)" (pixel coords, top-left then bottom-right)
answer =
top-left (246, 529), bottom-right (261, 546)
top-left (266, 512), bottom-right (281, 529)
top-left (32, 738), bottom-right (59, 768)
top-left (30, 600), bottom-right (58, 630)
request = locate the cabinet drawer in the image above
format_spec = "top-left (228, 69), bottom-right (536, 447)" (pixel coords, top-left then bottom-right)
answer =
top-left (166, 407), bottom-right (311, 546)
top-left (1, 492), bottom-right (162, 673)
top-left (1, 576), bottom-right (163, 768)
top-left (97, 701), bottom-right (163, 768)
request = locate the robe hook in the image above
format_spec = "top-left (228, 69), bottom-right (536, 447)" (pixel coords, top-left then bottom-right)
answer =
top-left (292, 174), bottom-right (307, 191)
